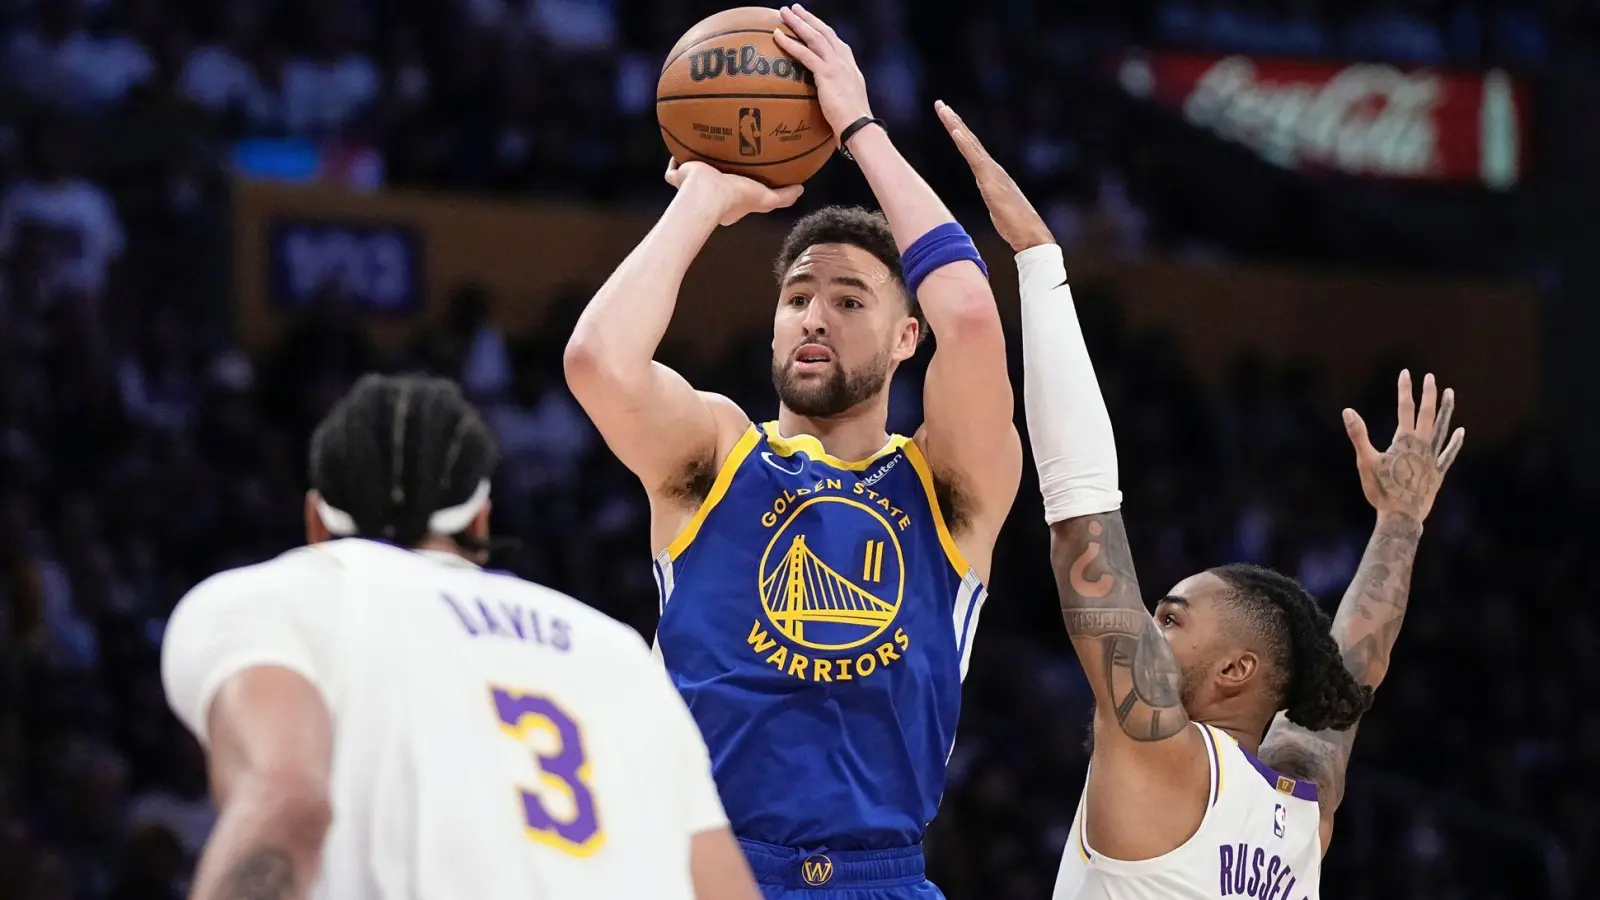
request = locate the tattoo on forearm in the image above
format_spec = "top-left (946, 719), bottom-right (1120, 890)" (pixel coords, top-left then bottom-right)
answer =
top-left (1261, 513), bottom-right (1424, 815)
top-left (214, 848), bottom-right (296, 900)
top-left (1053, 514), bottom-right (1186, 742)
top-left (1336, 513), bottom-right (1421, 687)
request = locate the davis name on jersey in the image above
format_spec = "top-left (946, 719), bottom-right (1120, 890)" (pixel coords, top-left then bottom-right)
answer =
top-left (1054, 723), bottom-right (1322, 900)
top-left (655, 423), bottom-right (987, 849)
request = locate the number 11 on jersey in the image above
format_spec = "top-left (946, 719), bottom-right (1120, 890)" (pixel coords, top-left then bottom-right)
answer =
top-left (491, 686), bottom-right (606, 856)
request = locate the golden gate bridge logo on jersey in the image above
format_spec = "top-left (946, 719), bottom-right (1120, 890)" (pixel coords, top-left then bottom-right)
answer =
top-left (758, 495), bottom-right (905, 652)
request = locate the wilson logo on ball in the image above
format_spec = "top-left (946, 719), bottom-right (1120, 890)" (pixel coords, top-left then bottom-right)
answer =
top-left (689, 46), bottom-right (815, 84)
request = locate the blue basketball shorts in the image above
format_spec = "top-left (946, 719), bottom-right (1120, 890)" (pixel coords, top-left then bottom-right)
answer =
top-left (739, 838), bottom-right (946, 900)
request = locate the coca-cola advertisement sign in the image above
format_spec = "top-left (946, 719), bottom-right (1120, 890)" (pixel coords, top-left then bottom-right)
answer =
top-left (1113, 52), bottom-right (1527, 188)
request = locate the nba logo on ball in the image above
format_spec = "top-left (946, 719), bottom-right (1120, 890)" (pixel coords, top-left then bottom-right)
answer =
top-left (738, 107), bottom-right (762, 156)
top-left (1273, 804), bottom-right (1287, 838)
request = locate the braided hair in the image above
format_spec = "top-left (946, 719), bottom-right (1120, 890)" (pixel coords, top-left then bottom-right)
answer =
top-left (1209, 563), bottom-right (1374, 732)
top-left (308, 374), bottom-right (499, 548)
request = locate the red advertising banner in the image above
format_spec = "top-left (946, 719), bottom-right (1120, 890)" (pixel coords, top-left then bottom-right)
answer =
top-left (1112, 52), bottom-right (1528, 188)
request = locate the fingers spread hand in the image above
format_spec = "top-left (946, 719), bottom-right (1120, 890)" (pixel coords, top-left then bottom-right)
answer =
top-left (1395, 369), bottom-right (1415, 437)
top-left (1431, 387), bottom-right (1455, 456)
top-left (1344, 408), bottom-right (1375, 459)
top-left (1416, 372), bottom-right (1438, 443)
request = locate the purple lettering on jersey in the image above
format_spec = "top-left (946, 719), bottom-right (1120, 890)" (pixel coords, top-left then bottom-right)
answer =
top-left (1246, 846), bottom-right (1265, 896)
top-left (493, 688), bottom-right (601, 848)
top-left (1218, 843), bottom-right (1305, 898)
top-left (440, 593), bottom-right (572, 652)
top-left (439, 592), bottom-right (481, 635)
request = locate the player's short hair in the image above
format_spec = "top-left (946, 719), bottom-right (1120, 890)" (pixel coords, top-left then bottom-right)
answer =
top-left (773, 206), bottom-right (927, 341)
top-left (1209, 563), bottom-right (1374, 732)
top-left (309, 374), bottom-right (499, 548)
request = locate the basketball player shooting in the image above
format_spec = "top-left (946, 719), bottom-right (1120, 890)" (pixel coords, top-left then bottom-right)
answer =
top-left (564, 6), bottom-right (1021, 898)
top-left (160, 375), bottom-right (759, 900)
top-left (939, 107), bottom-right (1464, 899)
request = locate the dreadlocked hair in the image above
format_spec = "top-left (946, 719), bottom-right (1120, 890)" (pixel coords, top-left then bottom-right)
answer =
top-left (308, 374), bottom-right (499, 548)
top-left (1209, 563), bottom-right (1374, 732)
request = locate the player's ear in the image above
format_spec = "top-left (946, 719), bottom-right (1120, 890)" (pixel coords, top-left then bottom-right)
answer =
top-left (305, 491), bottom-right (331, 545)
top-left (1217, 648), bottom-right (1259, 694)
top-left (892, 314), bottom-right (919, 362)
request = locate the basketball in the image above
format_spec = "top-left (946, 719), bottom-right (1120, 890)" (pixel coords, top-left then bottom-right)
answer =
top-left (657, 7), bottom-right (834, 188)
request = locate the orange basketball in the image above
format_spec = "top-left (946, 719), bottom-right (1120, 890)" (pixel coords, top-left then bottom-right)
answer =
top-left (657, 7), bottom-right (834, 188)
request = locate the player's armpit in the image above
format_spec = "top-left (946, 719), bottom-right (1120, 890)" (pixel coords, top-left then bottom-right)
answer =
top-left (1051, 512), bottom-right (1192, 746)
top-left (189, 666), bottom-right (333, 900)
top-left (689, 826), bottom-right (762, 900)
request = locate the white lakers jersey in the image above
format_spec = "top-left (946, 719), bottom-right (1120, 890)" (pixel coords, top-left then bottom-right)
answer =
top-left (162, 538), bottom-right (727, 900)
top-left (1053, 723), bottom-right (1322, 900)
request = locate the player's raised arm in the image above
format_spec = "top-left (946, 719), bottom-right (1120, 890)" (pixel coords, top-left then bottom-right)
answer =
top-left (1260, 371), bottom-right (1464, 855)
top-left (775, 8), bottom-right (1021, 535)
top-left (162, 566), bottom-right (338, 900)
top-left (947, 102), bottom-right (1201, 760)
top-left (564, 162), bottom-right (801, 495)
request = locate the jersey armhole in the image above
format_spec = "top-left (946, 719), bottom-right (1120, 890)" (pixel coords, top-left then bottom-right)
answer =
top-left (661, 424), bottom-right (761, 561)
top-left (1076, 722), bottom-right (1227, 874)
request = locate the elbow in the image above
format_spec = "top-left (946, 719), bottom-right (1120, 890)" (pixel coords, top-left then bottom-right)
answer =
top-left (562, 325), bottom-right (619, 399)
top-left (228, 771), bottom-right (333, 852)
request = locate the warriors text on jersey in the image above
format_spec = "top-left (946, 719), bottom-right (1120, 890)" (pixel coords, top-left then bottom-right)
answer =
top-left (161, 538), bottom-right (727, 900)
top-left (653, 422), bottom-right (988, 850)
top-left (1052, 723), bottom-right (1322, 900)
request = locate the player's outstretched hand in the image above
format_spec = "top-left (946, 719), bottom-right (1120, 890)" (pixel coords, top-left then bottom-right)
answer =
top-left (935, 101), bottom-right (1054, 253)
top-left (1344, 370), bottom-right (1465, 522)
top-left (773, 5), bottom-right (871, 141)
top-left (665, 158), bottom-right (803, 228)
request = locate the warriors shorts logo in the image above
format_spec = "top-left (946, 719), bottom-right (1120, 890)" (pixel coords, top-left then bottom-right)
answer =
top-left (801, 854), bottom-right (833, 886)
top-left (759, 495), bottom-right (905, 651)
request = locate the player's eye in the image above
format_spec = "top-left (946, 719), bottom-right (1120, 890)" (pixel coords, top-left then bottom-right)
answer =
top-left (787, 294), bottom-right (808, 307)
top-left (1160, 613), bottom-right (1179, 627)
top-left (840, 296), bottom-right (863, 309)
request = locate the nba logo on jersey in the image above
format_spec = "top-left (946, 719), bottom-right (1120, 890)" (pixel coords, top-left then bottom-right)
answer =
top-left (1273, 803), bottom-right (1287, 838)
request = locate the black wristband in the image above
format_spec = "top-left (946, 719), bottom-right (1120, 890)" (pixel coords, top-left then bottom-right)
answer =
top-left (838, 116), bottom-right (886, 161)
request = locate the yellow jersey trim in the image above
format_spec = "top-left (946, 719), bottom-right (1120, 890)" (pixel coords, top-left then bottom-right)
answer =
top-left (664, 425), bottom-right (762, 561)
top-left (759, 422), bottom-right (906, 471)
top-left (899, 439), bottom-right (971, 577)
top-left (1206, 724), bottom-right (1230, 799)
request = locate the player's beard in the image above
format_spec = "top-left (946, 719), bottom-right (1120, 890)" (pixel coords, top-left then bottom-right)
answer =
top-left (771, 348), bottom-right (891, 418)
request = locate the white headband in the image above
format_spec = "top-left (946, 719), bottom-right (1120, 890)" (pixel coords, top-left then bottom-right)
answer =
top-left (315, 479), bottom-right (492, 539)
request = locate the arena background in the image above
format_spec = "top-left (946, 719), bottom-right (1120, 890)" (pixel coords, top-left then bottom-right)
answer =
top-left (0, 0), bottom-right (1594, 897)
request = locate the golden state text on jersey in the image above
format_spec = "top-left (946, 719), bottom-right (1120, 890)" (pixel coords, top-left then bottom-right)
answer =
top-left (652, 423), bottom-right (987, 850)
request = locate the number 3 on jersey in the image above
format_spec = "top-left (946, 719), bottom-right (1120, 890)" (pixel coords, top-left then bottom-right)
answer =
top-left (491, 687), bottom-right (605, 856)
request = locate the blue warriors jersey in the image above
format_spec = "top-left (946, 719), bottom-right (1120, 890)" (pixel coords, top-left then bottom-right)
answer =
top-left (653, 423), bottom-right (988, 851)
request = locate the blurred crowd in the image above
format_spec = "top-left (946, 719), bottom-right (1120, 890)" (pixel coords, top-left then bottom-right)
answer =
top-left (0, 0), bottom-right (1592, 899)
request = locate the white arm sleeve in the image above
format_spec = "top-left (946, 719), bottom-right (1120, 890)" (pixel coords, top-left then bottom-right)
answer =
top-left (1018, 244), bottom-right (1123, 523)
top-left (160, 551), bottom-right (340, 745)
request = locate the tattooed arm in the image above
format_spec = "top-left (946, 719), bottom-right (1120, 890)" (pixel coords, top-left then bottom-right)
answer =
top-left (187, 667), bottom-right (333, 900)
top-left (1260, 371), bottom-right (1464, 856)
top-left (1052, 514), bottom-right (1189, 745)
